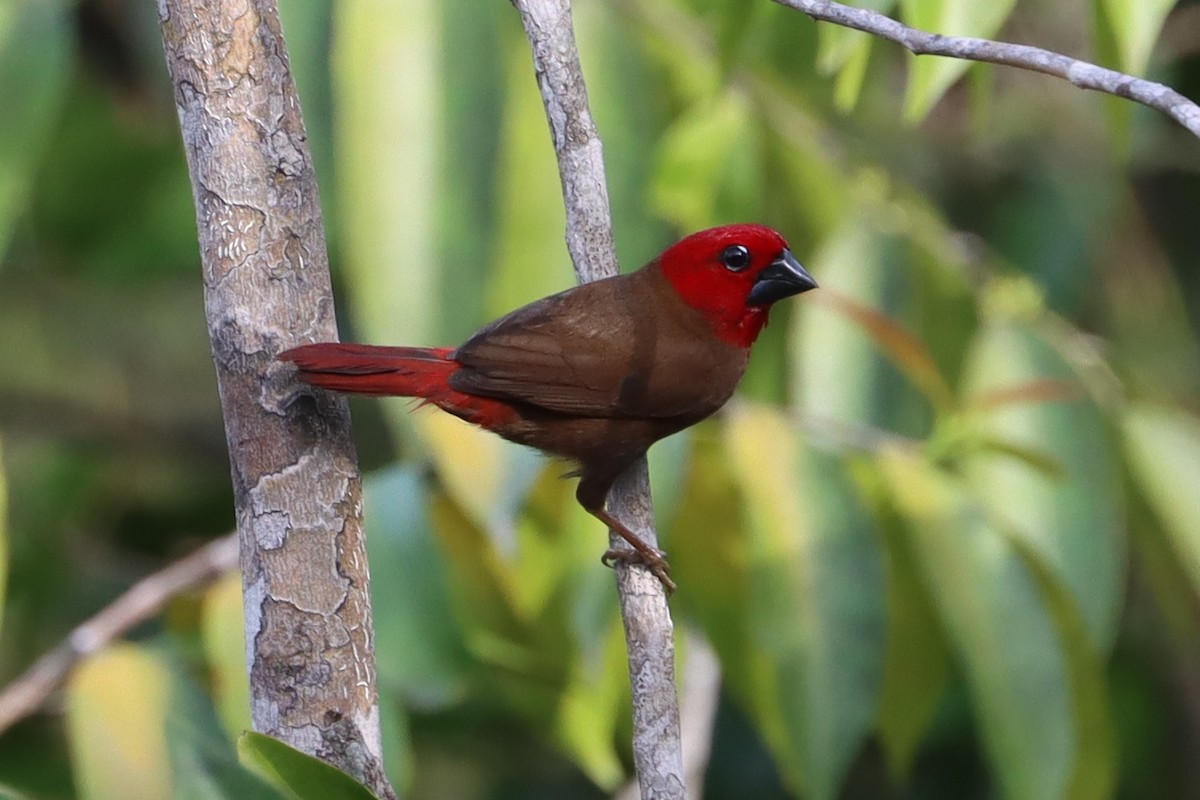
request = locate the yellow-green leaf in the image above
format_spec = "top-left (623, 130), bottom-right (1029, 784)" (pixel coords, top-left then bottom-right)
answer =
top-left (202, 571), bottom-right (252, 740)
top-left (333, 0), bottom-right (440, 435)
top-left (552, 619), bottom-right (628, 790)
top-left (487, 32), bottom-right (571, 318)
top-left (899, 0), bottom-right (1018, 122)
top-left (723, 404), bottom-right (884, 800)
top-left (1123, 404), bottom-right (1200, 598)
top-left (418, 410), bottom-right (540, 539)
top-left (1097, 0), bottom-right (1175, 74)
top-left (650, 90), bottom-right (756, 231)
top-left (832, 36), bottom-right (873, 113)
top-left (817, 0), bottom-right (896, 75)
top-left (67, 645), bottom-right (173, 800)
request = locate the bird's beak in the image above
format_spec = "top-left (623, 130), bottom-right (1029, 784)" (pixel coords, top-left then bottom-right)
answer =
top-left (747, 249), bottom-right (818, 306)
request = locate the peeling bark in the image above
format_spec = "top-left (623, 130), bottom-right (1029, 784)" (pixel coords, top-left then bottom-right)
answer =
top-left (157, 1), bottom-right (392, 795)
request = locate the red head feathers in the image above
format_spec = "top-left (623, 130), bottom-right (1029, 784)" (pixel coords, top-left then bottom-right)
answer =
top-left (657, 223), bottom-right (816, 347)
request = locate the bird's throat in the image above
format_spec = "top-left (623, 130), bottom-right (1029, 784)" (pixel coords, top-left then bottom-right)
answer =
top-left (715, 305), bottom-right (770, 348)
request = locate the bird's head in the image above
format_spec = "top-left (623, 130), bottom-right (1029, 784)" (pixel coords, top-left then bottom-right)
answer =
top-left (657, 224), bottom-right (817, 348)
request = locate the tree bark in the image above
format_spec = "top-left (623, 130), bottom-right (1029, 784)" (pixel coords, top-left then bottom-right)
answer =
top-left (157, 2), bottom-right (392, 796)
top-left (511, 1), bottom-right (686, 798)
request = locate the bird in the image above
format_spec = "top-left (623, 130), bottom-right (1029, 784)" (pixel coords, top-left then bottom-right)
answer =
top-left (279, 224), bottom-right (817, 593)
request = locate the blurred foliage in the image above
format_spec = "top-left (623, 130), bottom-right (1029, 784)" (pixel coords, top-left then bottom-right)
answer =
top-left (2, 0), bottom-right (1200, 798)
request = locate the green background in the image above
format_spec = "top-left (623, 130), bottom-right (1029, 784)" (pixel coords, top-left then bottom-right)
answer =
top-left (2, 0), bottom-right (1200, 798)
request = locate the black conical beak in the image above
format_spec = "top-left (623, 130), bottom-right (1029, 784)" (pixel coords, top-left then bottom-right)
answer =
top-left (747, 249), bottom-right (818, 306)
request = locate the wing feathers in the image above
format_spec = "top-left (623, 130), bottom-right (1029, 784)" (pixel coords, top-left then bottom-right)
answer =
top-left (447, 269), bottom-right (743, 419)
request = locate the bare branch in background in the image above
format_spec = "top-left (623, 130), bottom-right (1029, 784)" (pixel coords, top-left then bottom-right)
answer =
top-left (157, 1), bottom-right (392, 796)
top-left (772, 0), bottom-right (1200, 139)
top-left (0, 535), bottom-right (238, 735)
top-left (510, 0), bottom-right (686, 797)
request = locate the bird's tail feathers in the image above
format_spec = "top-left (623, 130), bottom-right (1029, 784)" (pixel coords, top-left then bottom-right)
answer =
top-left (279, 342), bottom-right (457, 398)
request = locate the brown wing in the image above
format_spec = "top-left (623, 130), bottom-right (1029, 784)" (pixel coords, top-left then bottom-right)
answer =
top-left (450, 267), bottom-right (747, 419)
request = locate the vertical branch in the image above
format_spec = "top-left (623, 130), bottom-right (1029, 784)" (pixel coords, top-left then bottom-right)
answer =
top-left (511, 1), bottom-right (686, 798)
top-left (157, 2), bottom-right (393, 796)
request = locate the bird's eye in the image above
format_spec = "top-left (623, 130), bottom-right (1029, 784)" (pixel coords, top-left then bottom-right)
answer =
top-left (721, 244), bottom-right (751, 272)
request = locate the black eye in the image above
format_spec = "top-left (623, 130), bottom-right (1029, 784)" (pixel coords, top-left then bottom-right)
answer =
top-left (721, 244), bottom-right (751, 272)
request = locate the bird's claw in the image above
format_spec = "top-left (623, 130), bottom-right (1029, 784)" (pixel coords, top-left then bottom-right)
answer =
top-left (601, 547), bottom-right (676, 595)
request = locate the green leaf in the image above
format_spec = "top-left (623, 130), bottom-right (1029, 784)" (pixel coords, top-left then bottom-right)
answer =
top-left (363, 465), bottom-right (466, 703)
top-left (163, 660), bottom-right (287, 800)
top-left (816, 0), bottom-right (894, 111)
top-left (1016, 542), bottom-right (1115, 800)
top-left (959, 319), bottom-right (1125, 650)
top-left (650, 90), bottom-right (760, 231)
top-left (0, 436), bottom-right (6, 637)
top-left (879, 448), bottom-right (1074, 800)
top-left (487, 32), bottom-right (572, 317)
top-left (435, 0), bottom-right (504, 343)
top-left (1096, 0), bottom-right (1175, 75)
top-left (573, 0), bottom-right (669, 271)
top-left (238, 733), bottom-right (377, 800)
top-left (277, 0), bottom-right (335, 203)
top-left (898, 0), bottom-right (1018, 122)
top-left (425, 477), bottom-right (577, 729)
top-left (816, 0), bottom-right (895, 75)
top-left (874, 497), bottom-right (952, 781)
top-left (0, 0), bottom-right (72, 262)
top-left (1123, 404), bottom-right (1200, 599)
top-left (0, 783), bottom-right (32, 800)
top-left (818, 290), bottom-right (954, 412)
top-left (792, 219), bottom-right (950, 425)
top-left (723, 404), bottom-right (885, 800)
top-left (551, 619), bottom-right (628, 790)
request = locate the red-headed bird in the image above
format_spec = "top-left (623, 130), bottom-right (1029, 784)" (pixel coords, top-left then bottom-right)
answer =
top-left (279, 224), bottom-right (816, 592)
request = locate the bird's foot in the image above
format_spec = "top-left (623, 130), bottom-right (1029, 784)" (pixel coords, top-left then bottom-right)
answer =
top-left (602, 547), bottom-right (676, 595)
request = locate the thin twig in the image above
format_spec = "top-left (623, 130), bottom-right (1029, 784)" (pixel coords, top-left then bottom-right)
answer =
top-left (510, 1), bottom-right (686, 798)
top-left (0, 534), bottom-right (239, 735)
top-left (771, 0), bottom-right (1200, 139)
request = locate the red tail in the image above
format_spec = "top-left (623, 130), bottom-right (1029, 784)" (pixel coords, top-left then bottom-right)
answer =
top-left (279, 343), bottom-right (457, 397)
top-left (279, 342), bottom-right (517, 428)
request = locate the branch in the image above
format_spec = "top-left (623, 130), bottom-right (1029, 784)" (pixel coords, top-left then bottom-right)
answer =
top-left (616, 633), bottom-right (723, 800)
top-left (0, 534), bottom-right (239, 735)
top-left (510, 1), bottom-right (686, 798)
top-left (771, 0), bottom-right (1200, 139)
top-left (158, 2), bottom-right (392, 796)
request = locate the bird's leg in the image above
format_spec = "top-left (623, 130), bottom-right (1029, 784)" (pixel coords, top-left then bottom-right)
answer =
top-left (590, 507), bottom-right (676, 594)
top-left (576, 470), bottom-right (675, 594)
